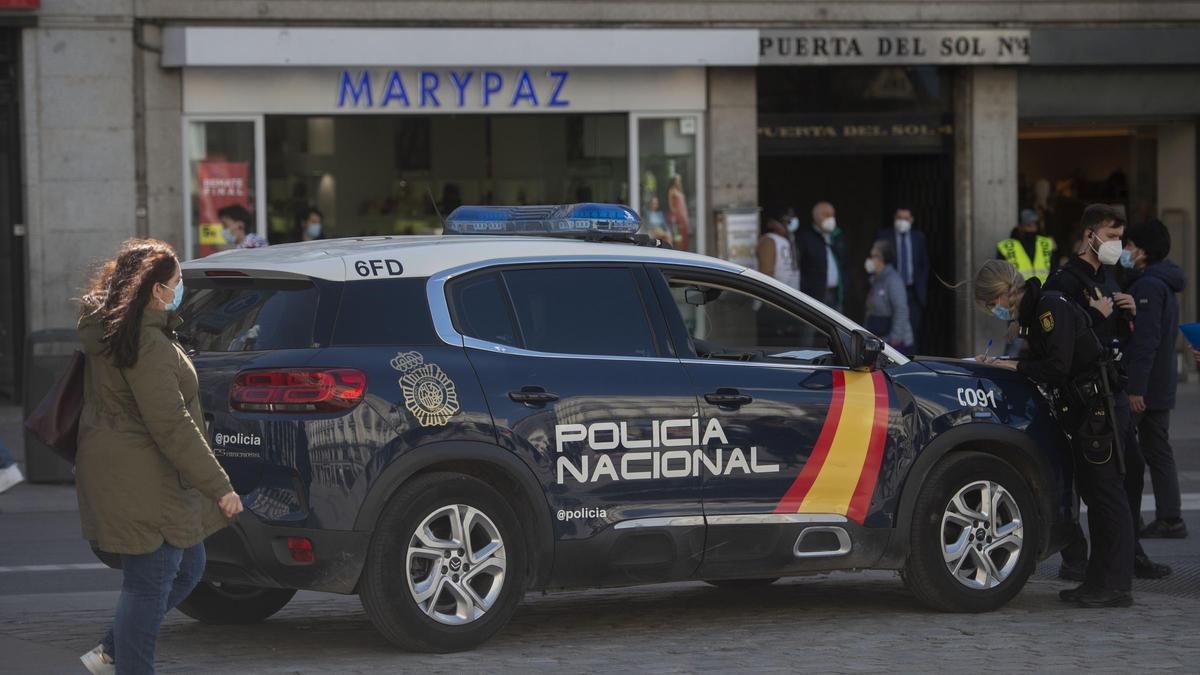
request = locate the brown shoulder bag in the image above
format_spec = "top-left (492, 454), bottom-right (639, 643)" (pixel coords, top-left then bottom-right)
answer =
top-left (23, 351), bottom-right (85, 464)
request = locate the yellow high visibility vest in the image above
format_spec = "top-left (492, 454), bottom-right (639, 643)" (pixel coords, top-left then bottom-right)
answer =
top-left (997, 236), bottom-right (1053, 283)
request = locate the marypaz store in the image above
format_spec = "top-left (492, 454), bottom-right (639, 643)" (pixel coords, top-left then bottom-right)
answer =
top-left (165, 27), bottom-right (726, 259)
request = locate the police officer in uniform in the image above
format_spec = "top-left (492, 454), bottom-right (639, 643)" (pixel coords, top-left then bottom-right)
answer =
top-left (1042, 204), bottom-right (1171, 582)
top-left (997, 208), bottom-right (1056, 283)
top-left (974, 260), bottom-right (1133, 607)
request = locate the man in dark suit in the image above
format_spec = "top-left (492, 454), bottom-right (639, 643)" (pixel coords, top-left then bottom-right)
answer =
top-left (795, 201), bottom-right (846, 311)
top-left (875, 207), bottom-right (929, 352)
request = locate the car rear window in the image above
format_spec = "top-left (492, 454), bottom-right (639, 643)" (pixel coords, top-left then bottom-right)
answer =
top-left (332, 278), bottom-right (438, 346)
top-left (178, 278), bottom-right (320, 352)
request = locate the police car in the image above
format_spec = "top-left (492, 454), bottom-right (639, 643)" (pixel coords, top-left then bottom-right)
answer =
top-left (160, 204), bottom-right (1074, 652)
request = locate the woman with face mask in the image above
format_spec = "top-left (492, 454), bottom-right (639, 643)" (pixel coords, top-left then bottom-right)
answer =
top-left (76, 240), bottom-right (243, 674)
top-left (862, 240), bottom-right (913, 351)
top-left (973, 260), bottom-right (1137, 609)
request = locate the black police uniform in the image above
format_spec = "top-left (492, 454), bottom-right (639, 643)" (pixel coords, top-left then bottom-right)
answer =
top-left (1015, 281), bottom-right (1134, 593)
top-left (1043, 256), bottom-right (1155, 573)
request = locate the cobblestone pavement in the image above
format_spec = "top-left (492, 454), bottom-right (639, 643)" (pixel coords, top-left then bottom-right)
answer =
top-left (4, 572), bottom-right (1199, 673)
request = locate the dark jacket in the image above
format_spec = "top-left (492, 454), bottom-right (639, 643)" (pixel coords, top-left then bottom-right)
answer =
top-left (1016, 282), bottom-right (1104, 387)
top-left (76, 309), bottom-right (234, 554)
top-left (1125, 260), bottom-right (1186, 409)
top-left (795, 225), bottom-right (846, 304)
top-left (1043, 256), bottom-right (1132, 347)
top-left (875, 227), bottom-right (929, 306)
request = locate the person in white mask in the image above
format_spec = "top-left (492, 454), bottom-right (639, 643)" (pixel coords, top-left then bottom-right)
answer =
top-left (755, 207), bottom-right (801, 291)
top-left (1043, 203), bottom-right (1172, 585)
top-left (874, 207), bottom-right (928, 352)
top-left (795, 201), bottom-right (845, 311)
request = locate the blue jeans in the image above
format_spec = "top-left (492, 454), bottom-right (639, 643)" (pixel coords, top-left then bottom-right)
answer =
top-left (100, 542), bottom-right (205, 675)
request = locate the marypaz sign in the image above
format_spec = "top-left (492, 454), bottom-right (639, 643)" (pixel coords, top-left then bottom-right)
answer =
top-left (759, 29), bottom-right (1031, 65)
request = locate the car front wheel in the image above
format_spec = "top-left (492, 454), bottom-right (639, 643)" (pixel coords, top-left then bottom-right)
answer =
top-left (359, 472), bottom-right (526, 652)
top-left (904, 452), bottom-right (1038, 612)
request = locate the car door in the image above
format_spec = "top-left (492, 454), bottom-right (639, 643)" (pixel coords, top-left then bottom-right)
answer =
top-left (647, 265), bottom-right (895, 579)
top-left (444, 263), bottom-right (704, 587)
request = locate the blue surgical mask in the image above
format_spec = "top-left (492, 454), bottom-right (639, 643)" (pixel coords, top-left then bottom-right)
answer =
top-left (991, 304), bottom-right (1012, 322)
top-left (787, 217), bottom-right (800, 233)
top-left (222, 228), bottom-right (235, 244)
top-left (162, 280), bottom-right (184, 311)
top-left (306, 222), bottom-right (323, 239)
top-left (1119, 249), bottom-right (1136, 269)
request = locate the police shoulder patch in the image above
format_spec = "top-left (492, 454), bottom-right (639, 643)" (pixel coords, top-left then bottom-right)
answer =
top-left (1039, 311), bottom-right (1055, 333)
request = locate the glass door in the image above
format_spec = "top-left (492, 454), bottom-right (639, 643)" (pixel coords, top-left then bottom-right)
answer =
top-left (631, 113), bottom-right (705, 254)
top-left (183, 117), bottom-right (266, 260)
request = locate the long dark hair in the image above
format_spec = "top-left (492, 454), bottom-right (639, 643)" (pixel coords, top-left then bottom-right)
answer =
top-left (79, 239), bottom-right (179, 369)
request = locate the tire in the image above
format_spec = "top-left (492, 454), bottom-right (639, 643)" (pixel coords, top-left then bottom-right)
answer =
top-left (359, 472), bottom-right (527, 653)
top-left (904, 452), bottom-right (1038, 612)
top-left (704, 578), bottom-right (780, 589)
top-left (176, 581), bottom-right (297, 624)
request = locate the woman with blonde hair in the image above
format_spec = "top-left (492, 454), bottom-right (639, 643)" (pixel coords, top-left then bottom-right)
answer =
top-left (973, 259), bottom-right (1135, 609)
top-left (76, 239), bottom-right (242, 674)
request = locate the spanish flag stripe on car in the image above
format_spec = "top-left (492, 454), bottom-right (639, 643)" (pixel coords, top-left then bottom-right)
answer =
top-left (774, 370), bottom-right (890, 524)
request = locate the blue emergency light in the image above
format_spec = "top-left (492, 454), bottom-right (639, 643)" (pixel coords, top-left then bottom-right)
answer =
top-left (443, 203), bottom-right (641, 236)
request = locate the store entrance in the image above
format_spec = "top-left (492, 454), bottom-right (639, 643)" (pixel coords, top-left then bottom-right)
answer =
top-left (759, 153), bottom-right (954, 356)
top-left (0, 29), bottom-right (25, 399)
top-left (757, 66), bottom-right (956, 356)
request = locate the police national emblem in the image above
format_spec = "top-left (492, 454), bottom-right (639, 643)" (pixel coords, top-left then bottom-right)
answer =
top-left (1039, 311), bottom-right (1055, 333)
top-left (391, 351), bottom-right (460, 427)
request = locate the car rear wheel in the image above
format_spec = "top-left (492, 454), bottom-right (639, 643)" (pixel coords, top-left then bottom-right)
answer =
top-left (904, 452), bottom-right (1038, 612)
top-left (359, 472), bottom-right (526, 653)
top-left (176, 581), bottom-right (297, 624)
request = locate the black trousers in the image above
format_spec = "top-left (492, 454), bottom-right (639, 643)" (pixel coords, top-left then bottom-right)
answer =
top-left (1074, 443), bottom-right (1136, 591)
top-left (1060, 394), bottom-right (1144, 576)
top-left (1135, 409), bottom-right (1182, 521)
top-left (905, 286), bottom-right (923, 353)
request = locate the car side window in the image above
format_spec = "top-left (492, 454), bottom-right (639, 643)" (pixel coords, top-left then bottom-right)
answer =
top-left (502, 266), bottom-right (658, 358)
top-left (666, 278), bottom-right (837, 365)
top-left (448, 272), bottom-right (519, 347)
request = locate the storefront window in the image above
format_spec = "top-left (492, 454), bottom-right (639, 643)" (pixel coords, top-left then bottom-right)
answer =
top-left (1018, 125), bottom-right (1158, 258)
top-left (637, 117), bottom-right (700, 252)
top-left (186, 120), bottom-right (259, 259)
top-left (264, 114), bottom-right (629, 242)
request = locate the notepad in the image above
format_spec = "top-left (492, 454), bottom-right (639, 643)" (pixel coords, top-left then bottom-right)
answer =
top-left (1181, 323), bottom-right (1200, 350)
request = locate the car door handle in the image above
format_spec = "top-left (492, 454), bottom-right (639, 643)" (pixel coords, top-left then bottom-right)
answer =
top-left (508, 386), bottom-right (559, 405)
top-left (704, 388), bottom-right (753, 407)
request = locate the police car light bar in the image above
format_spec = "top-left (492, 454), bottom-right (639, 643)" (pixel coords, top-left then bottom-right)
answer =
top-left (443, 203), bottom-right (641, 236)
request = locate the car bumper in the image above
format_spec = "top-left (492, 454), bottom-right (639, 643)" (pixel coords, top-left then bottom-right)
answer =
top-left (93, 517), bottom-right (371, 595)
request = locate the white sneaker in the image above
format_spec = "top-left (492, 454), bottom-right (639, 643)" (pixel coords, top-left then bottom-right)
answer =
top-left (80, 645), bottom-right (115, 675)
top-left (0, 464), bottom-right (23, 494)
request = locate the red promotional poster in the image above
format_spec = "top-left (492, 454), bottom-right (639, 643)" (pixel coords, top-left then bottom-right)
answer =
top-left (196, 161), bottom-right (249, 257)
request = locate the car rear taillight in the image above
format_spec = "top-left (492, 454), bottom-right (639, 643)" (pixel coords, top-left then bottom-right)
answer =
top-left (230, 368), bottom-right (367, 413)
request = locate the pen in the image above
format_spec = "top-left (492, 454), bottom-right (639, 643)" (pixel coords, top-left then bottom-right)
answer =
top-left (983, 339), bottom-right (993, 359)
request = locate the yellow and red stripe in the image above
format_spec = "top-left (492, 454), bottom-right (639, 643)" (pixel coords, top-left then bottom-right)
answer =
top-left (774, 370), bottom-right (890, 524)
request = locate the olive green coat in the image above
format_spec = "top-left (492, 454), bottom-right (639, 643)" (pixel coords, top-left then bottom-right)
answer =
top-left (76, 309), bottom-right (234, 555)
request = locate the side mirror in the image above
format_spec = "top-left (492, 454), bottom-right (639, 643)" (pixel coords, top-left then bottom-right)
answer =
top-left (849, 329), bottom-right (884, 371)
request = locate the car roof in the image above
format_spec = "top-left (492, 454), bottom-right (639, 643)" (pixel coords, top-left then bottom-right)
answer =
top-left (182, 235), bottom-right (745, 281)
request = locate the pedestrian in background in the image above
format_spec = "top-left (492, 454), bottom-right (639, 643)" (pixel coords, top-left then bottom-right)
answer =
top-left (1043, 204), bottom-right (1171, 582)
top-left (863, 239), bottom-right (914, 352)
top-left (217, 204), bottom-right (267, 249)
top-left (997, 208), bottom-right (1057, 283)
top-left (756, 206), bottom-right (800, 291)
top-left (1121, 219), bottom-right (1187, 539)
top-left (796, 201), bottom-right (845, 311)
top-left (76, 239), bottom-right (243, 674)
top-left (875, 207), bottom-right (928, 352)
top-left (0, 436), bottom-right (22, 494)
top-left (295, 207), bottom-right (326, 242)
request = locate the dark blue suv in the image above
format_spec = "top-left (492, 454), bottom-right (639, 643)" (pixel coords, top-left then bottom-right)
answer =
top-left (146, 205), bottom-right (1075, 652)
